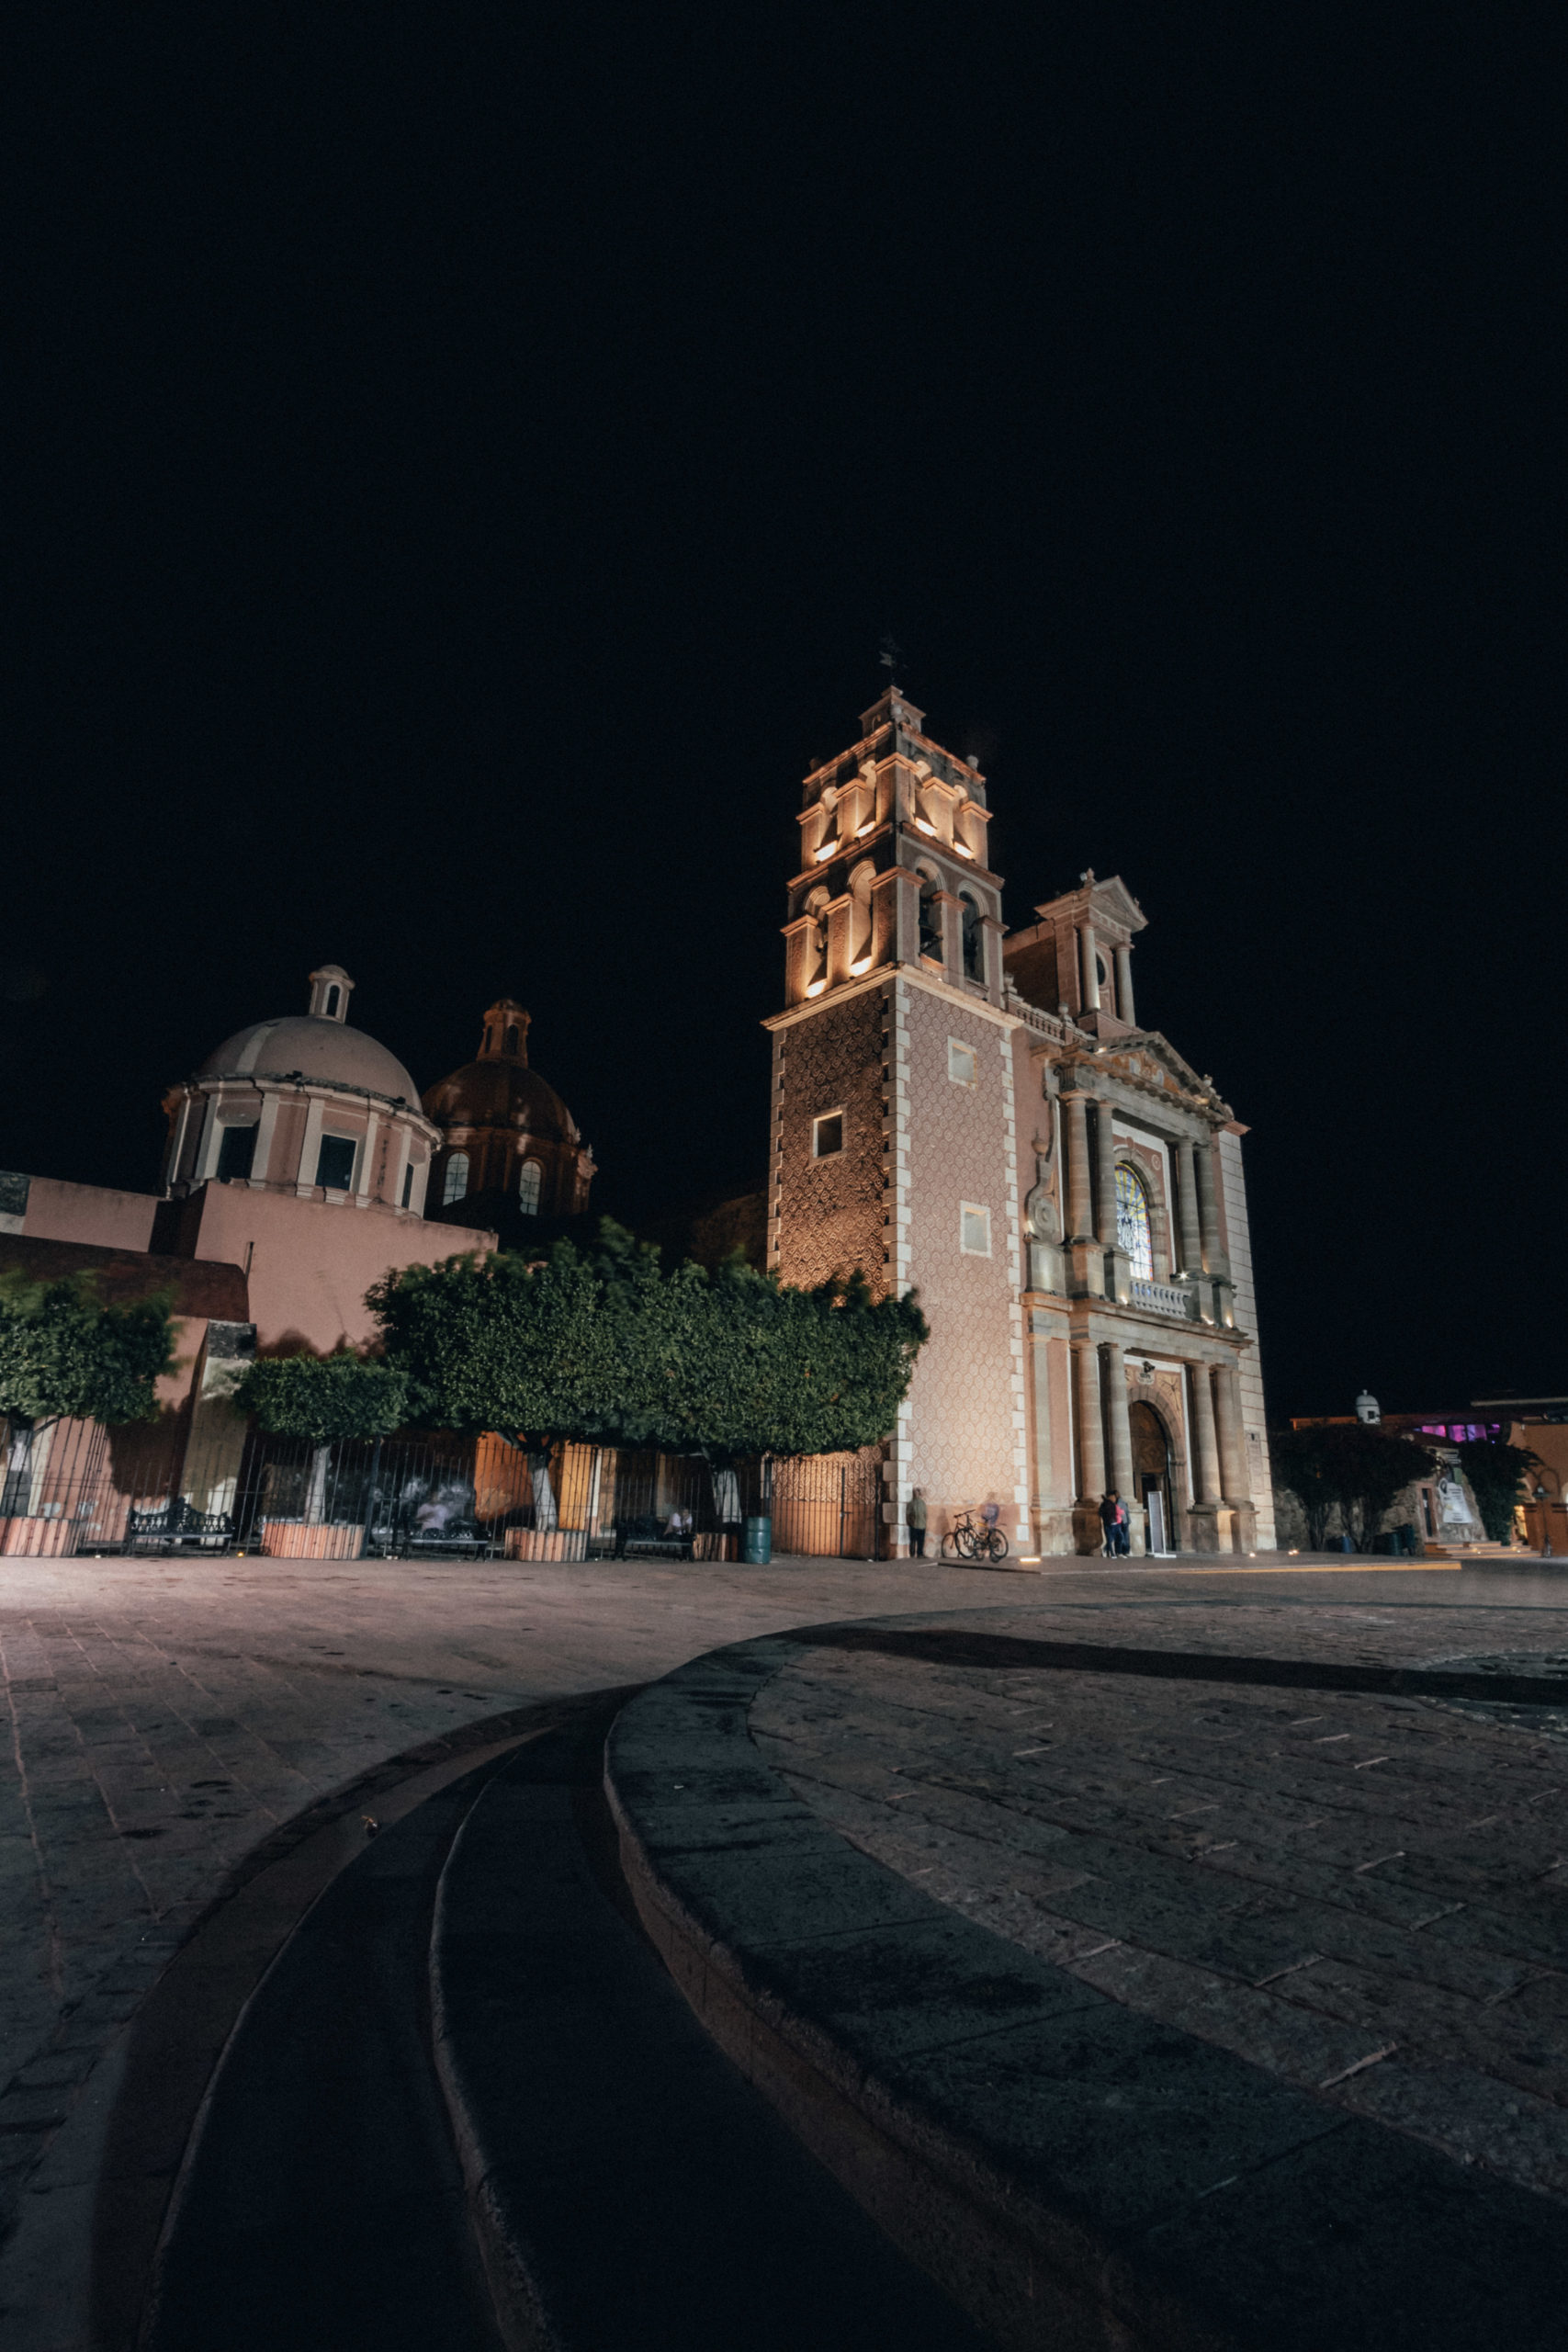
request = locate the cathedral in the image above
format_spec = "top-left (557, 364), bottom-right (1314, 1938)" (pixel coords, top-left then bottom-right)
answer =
top-left (767, 683), bottom-right (1275, 1558)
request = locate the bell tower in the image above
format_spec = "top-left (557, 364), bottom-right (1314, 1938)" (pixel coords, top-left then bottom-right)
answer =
top-left (765, 681), bottom-right (1034, 1557)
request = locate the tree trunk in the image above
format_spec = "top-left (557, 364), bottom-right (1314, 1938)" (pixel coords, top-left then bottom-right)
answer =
top-left (306, 1442), bottom-right (332, 1525)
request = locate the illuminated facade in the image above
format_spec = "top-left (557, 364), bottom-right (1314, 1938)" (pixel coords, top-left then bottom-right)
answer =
top-left (767, 684), bottom-right (1275, 1558)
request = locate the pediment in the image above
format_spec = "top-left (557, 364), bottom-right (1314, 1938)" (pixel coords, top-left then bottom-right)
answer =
top-left (1098, 1030), bottom-right (1224, 1109)
top-left (1088, 874), bottom-right (1147, 934)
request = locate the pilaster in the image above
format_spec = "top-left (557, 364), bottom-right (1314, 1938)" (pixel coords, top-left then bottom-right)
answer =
top-left (1072, 1340), bottom-right (1106, 1552)
top-left (1102, 1339), bottom-right (1142, 1554)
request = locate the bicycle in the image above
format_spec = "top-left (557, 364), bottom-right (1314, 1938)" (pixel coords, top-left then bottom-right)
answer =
top-left (941, 1510), bottom-right (1010, 1565)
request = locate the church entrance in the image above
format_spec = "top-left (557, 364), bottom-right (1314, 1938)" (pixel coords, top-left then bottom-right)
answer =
top-left (1130, 1400), bottom-right (1176, 1555)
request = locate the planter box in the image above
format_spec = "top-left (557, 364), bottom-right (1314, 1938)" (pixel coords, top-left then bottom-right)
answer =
top-left (260, 1521), bottom-right (366, 1560)
top-left (504, 1527), bottom-right (588, 1562)
top-left (1, 1516), bottom-right (80, 1558)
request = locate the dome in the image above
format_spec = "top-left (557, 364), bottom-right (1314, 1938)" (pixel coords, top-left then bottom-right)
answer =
top-left (196, 1015), bottom-right (421, 1106)
top-left (422, 999), bottom-right (580, 1143)
top-left (422, 1057), bottom-right (578, 1141)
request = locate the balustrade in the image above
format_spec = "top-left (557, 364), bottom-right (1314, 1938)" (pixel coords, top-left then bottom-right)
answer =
top-left (1129, 1277), bottom-right (1197, 1320)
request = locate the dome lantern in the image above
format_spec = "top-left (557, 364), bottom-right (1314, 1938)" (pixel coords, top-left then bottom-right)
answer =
top-left (308, 965), bottom-right (355, 1023)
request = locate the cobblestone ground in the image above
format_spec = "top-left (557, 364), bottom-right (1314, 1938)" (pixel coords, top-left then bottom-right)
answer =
top-left (751, 1583), bottom-right (1568, 2211)
top-left (2, 1550), bottom-right (1562, 2272)
top-left (0, 1545), bottom-right (1004, 2244)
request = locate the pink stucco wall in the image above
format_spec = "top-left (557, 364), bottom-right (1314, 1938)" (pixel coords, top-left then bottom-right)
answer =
top-left (900, 989), bottom-right (1022, 1532)
top-left (22, 1178), bottom-right (159, 1253)
top-left (186, 1182), bottom-right (494, 1355)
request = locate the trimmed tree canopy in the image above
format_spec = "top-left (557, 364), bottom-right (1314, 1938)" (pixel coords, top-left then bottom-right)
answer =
top-left (1453, 1434), bottom-right (1539, 1542)
top-left (1269, 1421), bottom-right (1435, 1552)
top-left (0, 1272), bottom-right (174, 1426)
top-left (233, 1351), bottom-right (411, 1443)
top-left (367, 1222), bottom-right (929, 1456)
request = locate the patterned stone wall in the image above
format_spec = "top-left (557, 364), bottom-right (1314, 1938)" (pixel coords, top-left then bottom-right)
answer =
top-left (896, 984), bottom-right (1028, 1543)
top-left (770, 985), bottom-right (888, 1294)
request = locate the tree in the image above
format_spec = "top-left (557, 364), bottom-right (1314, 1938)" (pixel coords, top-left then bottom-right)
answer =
top-left (1453, 1434), bottom-right (1538, 1543)
top-left (1269, 1422), bottom-right (1436, 1552)
top-left (233, 1351), bottom-right (410, 1442)
top-left (0, 1272), bottom-right (174, 1428)
top-left (233, 1351), bottom-right (412, 1530)
top-left (367, 1221), bottom-right (929, 1458)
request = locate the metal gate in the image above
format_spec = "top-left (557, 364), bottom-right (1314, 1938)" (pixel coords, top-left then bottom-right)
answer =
top-left (770, 1448), bottom-right (885, 1559)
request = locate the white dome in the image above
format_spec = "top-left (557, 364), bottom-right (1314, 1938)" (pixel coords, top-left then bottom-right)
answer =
top-left (196, 1015), bottom-right (420, 1105)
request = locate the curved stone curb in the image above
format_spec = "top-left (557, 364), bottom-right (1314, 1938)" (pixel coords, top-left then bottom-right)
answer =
top-left (604, 1631), bottom-right (1568, 2352)
top-left (428, 1706), bottom-right (996, 2352)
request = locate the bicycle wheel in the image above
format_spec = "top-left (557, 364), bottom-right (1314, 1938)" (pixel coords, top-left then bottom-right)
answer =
top-left (954, 1525), bottom-right (978, 1560)
top-left (939, 1531), bottom-right (963, 1562)
top-left (985, 1530), bottom-right (1010, 1562)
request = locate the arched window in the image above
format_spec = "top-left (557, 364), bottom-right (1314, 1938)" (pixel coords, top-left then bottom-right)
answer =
top-left (504, 1023), bottom-right (520, 1055)
top-left (443, 1151), bottom-right (469, 1206)
top-left (1114, 1164), bottom-right (1153, 1279)
top-left (959, 892), bottom-right (983, 981)
top-left (518, 1159), bottom-right (543, 1216)
top-left (324, 985), bottom-right (340, 1019)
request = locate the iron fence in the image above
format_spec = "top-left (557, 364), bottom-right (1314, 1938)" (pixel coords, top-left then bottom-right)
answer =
top-left (1, 1414), bottom-right (887, 1563)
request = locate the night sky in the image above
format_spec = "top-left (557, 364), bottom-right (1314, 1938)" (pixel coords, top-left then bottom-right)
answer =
top-left (6, 8), bottom-right (1562, 1416)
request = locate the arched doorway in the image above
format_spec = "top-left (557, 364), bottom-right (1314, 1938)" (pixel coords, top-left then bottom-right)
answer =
top-left (1130, 1399), bottom-right (1176, 1555)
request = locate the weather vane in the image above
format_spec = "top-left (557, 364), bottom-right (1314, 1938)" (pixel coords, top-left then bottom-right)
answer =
top-left (879, 631), bottom-right (906, 680)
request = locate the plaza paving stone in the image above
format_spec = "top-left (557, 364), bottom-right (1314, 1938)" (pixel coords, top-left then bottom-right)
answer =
top-left (2, 1545), bottom-right (1565, 2338)
top-left (749, 1590), bottom-right (1568, 2210)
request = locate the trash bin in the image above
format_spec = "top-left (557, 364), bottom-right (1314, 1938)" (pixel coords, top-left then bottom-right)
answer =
top-left (743, 1514), bottom-right (773, 1565)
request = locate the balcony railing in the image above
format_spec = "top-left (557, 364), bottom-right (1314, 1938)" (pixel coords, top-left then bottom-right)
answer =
top-left (1129, 1277), bottom-right (1197, 1320)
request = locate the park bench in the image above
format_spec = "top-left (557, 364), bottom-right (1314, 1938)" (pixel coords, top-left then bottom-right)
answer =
top-left (125, 1498), bottom-right (237, 1555)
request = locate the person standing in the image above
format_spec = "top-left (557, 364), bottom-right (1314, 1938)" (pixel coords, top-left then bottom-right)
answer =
top-left (906, 1487), bottom-right (928, 1558)
top-left (1113, 1494), bottom-right (1131, 1556)
top-left (1099, 1491), bottom-right (1119, 1557)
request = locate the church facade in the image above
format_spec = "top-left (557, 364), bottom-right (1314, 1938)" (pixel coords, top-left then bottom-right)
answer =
top-left (767, 684), bottom-right (1275, 1558)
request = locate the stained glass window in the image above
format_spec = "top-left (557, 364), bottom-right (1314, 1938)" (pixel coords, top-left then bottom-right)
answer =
top-left (1114, 1164), bottom-right (1153, 1278)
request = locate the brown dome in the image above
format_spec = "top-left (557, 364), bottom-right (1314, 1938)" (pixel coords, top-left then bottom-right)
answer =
top-left (421, 1000), bottom-right (580, 1142)
top-left (422, 1057), bottom-right (578, 1140)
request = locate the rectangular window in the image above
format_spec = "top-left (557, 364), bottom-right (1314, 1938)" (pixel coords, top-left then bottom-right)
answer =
top-left (812, 1111), bottom-right (844, 1158)
top-left (401, 1161), bottom-right (415, 1209)
top-left (216, 1124), bottom-right (257, 1182)
top-left (316, 1134), bottom-right (356, 1193)
top-left (947, 1038), bottom-right (976, 1086)
top-left (959, 1202), bottom-right (992, 1256)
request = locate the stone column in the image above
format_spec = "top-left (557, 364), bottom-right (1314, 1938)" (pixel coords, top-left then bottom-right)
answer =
top-left (1073, 1342), bottom-right (1106, 1550)
top-left (1213, 1363), bottom-right (1249, 1503)
top-left (1190, 1363), bottom-right (1223, 1504)
top-left (1095, 1102), bottom-right (1118, 1246)
top-left (1175, 1137), bottom-right (1203, 1278)
top-left (193, 1097), bottom-right (224, 1185)
top-left (1064, 1091), bottom-right (1093, 1241)
top-left (1101, 1340), bottom-right (1137, 1545)
top-left (1114, 942), bottom-right (1135, 1027)
top-left (296, 1095), bottom-right (324, 1196)
top-left (980, 913), bottom-right (1007, 1003)
top-left (935, 892), bottom-right (964, 980)
top-left (355, 1108), bottom-right (380, 1207)
top-left (1078, 922), bottom-right (1100, 1012)
top-left (1195, 1133), bottom-right (1226, 1272)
